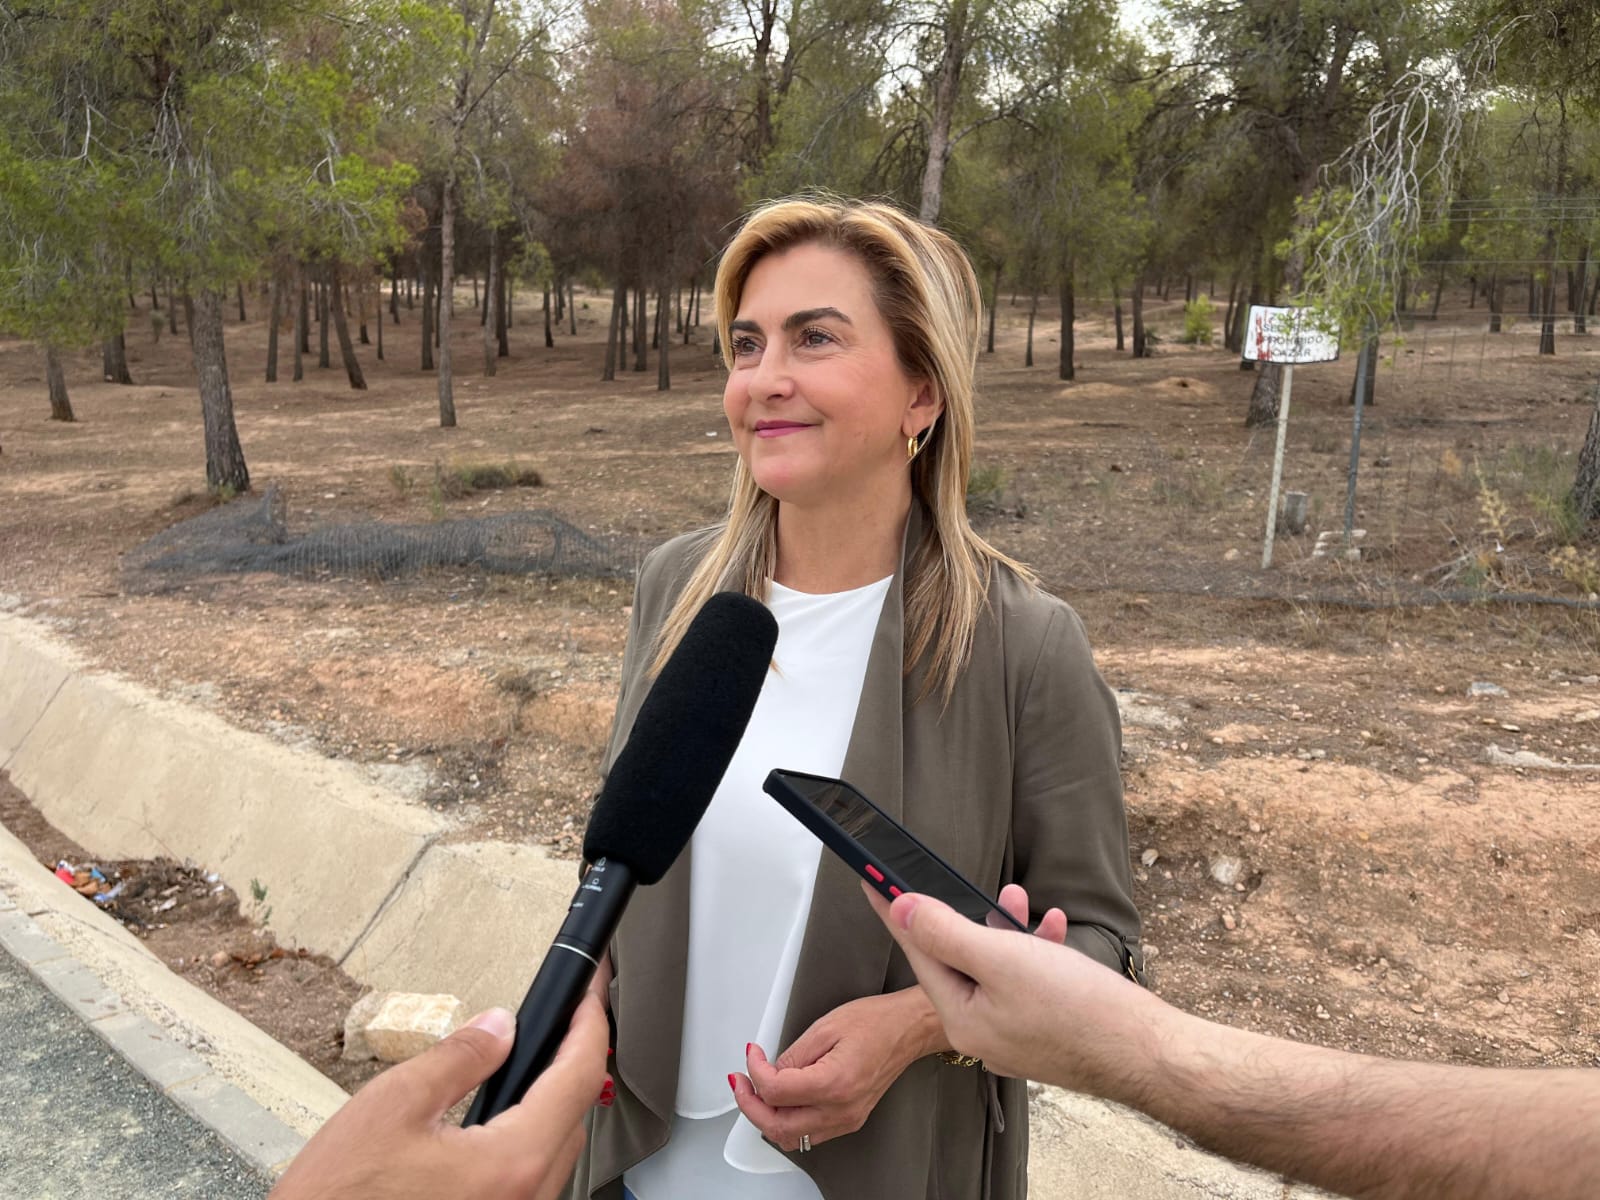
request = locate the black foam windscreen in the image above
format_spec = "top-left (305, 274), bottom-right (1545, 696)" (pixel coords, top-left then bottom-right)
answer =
top-left (582, 591), bottom-right (778, 885)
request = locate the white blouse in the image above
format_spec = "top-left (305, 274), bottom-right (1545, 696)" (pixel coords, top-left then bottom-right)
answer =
top-left (623, 576), bottom-right (892, 1200)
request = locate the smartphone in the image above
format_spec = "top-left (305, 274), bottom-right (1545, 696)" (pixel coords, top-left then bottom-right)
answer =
top-left (763, 768), bottom-right (1027, 931)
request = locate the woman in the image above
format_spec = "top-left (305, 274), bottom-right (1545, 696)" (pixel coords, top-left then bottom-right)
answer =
top-left (564, 197), bottom-right (1142, 1200)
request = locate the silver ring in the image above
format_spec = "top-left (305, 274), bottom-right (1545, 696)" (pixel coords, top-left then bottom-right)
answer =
top-left (799, 1134), bottom-right (812, 1153)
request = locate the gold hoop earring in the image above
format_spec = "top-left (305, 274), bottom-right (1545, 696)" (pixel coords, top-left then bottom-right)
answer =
top-left (907, 434), bottom-right (919, 462)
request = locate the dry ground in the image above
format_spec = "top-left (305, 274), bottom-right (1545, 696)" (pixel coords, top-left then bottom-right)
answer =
top-left (2, 280), bottom-right (1598, 1084)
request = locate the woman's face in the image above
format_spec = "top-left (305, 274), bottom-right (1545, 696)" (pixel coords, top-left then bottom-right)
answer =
top-left (723, 242), bottom-right (939, 511)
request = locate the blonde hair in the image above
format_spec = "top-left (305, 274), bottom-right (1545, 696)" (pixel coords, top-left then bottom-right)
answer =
top-left (649, 196), bottom-right (1033, 701)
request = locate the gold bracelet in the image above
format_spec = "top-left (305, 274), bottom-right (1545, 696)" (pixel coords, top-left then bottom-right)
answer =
top-left (936, 1050), bottom-right (983, 1068)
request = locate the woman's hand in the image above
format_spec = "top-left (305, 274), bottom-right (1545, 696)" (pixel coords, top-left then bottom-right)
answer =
top-left (590, 949), bottom-right (613, 1011)
top-left (729, 986), bottom-right (944, 1152)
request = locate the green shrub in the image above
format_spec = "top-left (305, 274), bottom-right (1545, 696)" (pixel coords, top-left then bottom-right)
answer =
top-left (1180, 297), bottom-right (1214, 345)
top-left (966, 464), bottom-right (1005, 509)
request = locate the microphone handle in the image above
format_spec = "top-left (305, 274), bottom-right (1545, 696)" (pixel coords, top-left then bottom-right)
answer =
top-left (462, 858), bottom-right (636, 1125)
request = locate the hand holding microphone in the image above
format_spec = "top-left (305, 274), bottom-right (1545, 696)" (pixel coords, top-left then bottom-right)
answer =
top-left (464, 592), bottom-right (778, 1125)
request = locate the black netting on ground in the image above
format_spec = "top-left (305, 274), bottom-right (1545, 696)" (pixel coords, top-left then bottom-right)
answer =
top-left (122, 485), bottom-right (656, 593)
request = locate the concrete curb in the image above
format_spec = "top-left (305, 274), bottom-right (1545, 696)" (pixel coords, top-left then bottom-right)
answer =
top-left (0, 611), bottom-right (1332, 1197)
top-left (0, 878), bottom-right (306, 1179)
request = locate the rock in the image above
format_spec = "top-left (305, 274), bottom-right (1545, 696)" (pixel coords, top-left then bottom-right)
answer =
top-left (1279, 491), bottom-right (1309, 536)
top-left (356, 992), bottom-right (464, 1064)
top-left (1115, 690), bottom-right (1184, 733)
top-left (1497, 990), bottom-right (1511, 1005)
top-left (1140, 848), bottom-right (1160, 868)
top-left (207, 950), bottom-right (231, 970)
top-left (1209, 855), bottom-right (1244, 887)
top-left (1468, 682), bottom-right (1508, 698)
top-left (1315, 1005), bottom-right (1331, 1020)
top-left (1223, 548), bottom-right (1241, 562)
top-left (1220, 911), bottom-right (1237, 931)
top-left (341, 991), bottom-right (387, 1061)
top-left (1485, 744), bottom-right (1600, 771)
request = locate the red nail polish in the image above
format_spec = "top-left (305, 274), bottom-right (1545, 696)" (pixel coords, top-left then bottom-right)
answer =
top-left (600, 1096), bottom-right (614, 1108)
top-left (607, 1046), bottom-right (615, 1057)
top-left (745, 1042), bottom-right (753, 1056)
top-left (727, 1073), bottom-right (738, 1093)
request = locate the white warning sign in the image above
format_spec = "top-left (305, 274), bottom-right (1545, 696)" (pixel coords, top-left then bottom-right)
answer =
top-left (1244, 306), bottom-right (1340, 364)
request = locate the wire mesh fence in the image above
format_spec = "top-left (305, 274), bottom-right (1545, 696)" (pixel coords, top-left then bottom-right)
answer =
top-left (122, 484), bottom-right (657, 594)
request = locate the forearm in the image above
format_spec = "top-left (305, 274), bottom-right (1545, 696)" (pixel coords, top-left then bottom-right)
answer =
top-left (1138, 1005), bottom-right (1600, 1200)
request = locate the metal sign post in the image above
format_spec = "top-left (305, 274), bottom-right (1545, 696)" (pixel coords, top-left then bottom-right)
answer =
top-left (1244, 306), bottom-right (1340, 569)
top-left (1261, 363), bottom-right (1296, 569)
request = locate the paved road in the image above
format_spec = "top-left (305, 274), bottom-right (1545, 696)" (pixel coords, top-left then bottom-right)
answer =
top-left (0, 948), bottom-right (270, 1200)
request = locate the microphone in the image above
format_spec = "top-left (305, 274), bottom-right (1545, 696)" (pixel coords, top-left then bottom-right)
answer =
top-left (463, 590), bottom-right (778, 1124)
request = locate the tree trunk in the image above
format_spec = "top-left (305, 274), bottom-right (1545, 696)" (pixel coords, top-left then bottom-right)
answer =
top-left (986, 261), bottom-right (1000, 353)
top-left (102, 333), bottom-right (133, 385)
top-left (497, 263), bottom-right (509, 354)
top-left (917, 7), bottom-right (967, 223)
top-left (568, 280), bottom-right (577, 335)
top-left (191, 290), bottom-right (250, 494)
top-left (317, 279), bottom-right (331, 368)
top-left (1573, 244), bottom-right (1589, 337)
top-left (1348, 332), bottom-right (1378, 407)
top-left (1572, 382), bottom-right (1600, 523)
top-left (1131, 275), bottom-right (1147, 358)
top-left (1488, 271), bottom-right (1503, 333)
top-left (1431, 262), bottom-right (1444, 319)
top-left (292, 266), bottom-right (306, 382)
top-left (438, 171), bottom-right (458, 426)
top-left (357, 284), bottom-right (369, 345)
top-left (543, 287), bottom-right (554, 348)
top-left (1540, 258), bottom-right (1557, 355)
top-left (328, 265), bottom-right (367, 390)
top-left (1024, 292), bottom-right (1036, 367)
top-left (265, 276), bottom-right (281, 382)
top-left (391, 263), bottom-right (400, 322)
top-left (554, 274), bottom-right (565, 323)
top-left (603, 279), bottom-right (625, 381)
top-left (482, 226), bottom-right (499, 377)
top-left (633, 285), bottom-right (647, 372)
top-left (167, 282), bottom-right (179, 336)
top-left (182, 291), bottom-right (196, 347)
top-left (421, 248), bottom-right (435, 371)
top-left (376, 284), bottom-right (384, 361)
top-left (1113, 282), bottom-right (1125, 353)
top-left (657, 283), bottom-right (671, 391)
top-left (45, 346), bottom-right (75, 422)
top-left (236, 282), bottom-right (247, 322)
top-left (683, 281), bottom-right (694, 346)
top-left (1058, 269), bottom-right (1075, 382)
top-left (1245, 364), bottom-right (1283, 427)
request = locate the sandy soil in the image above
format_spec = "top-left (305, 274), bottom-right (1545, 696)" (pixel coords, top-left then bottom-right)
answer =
top-left (1, 282), bottom-right (1597, 1081)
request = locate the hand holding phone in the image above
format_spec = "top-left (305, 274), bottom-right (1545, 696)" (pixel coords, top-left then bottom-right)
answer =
top-left (762, 769), bottom-right (1029, 932)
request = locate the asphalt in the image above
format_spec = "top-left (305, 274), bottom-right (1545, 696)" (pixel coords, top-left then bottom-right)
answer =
top-left (0, 947), bottom-right (270, 1199)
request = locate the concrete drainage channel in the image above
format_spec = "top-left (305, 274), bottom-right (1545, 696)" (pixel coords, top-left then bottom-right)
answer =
top-left (0, 612), bottom-right (1328, 1197)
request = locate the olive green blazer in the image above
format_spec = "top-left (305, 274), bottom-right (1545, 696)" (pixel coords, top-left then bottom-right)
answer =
top-left (562, 506), bottom-right (1142, 1200)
